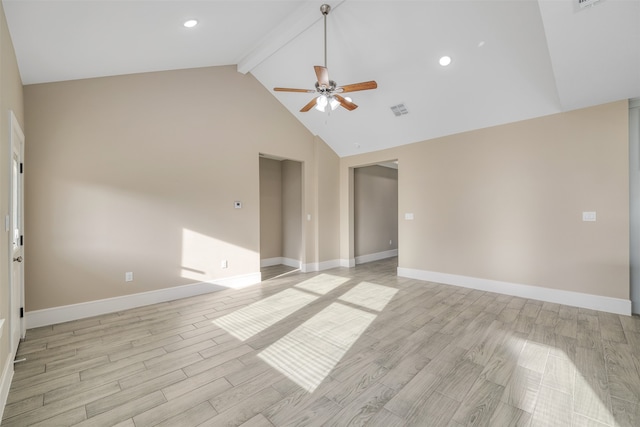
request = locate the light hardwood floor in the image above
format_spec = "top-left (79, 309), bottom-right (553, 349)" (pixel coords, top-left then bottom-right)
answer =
top-left (3, 258), bottom-right (640, 426)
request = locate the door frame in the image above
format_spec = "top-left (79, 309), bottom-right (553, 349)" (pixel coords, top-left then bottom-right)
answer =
top-left (9, 110), bottom-right (25, 349)
top-left (630, 99), bottom-right (640, 314)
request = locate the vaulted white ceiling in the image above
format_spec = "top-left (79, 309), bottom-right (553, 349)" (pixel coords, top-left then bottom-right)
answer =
top-left (3, 0), bottom-right (639, 157)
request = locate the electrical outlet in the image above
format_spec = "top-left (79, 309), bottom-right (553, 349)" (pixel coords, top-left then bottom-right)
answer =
top-left (389, 240), bottom-right (392, 245)
top-left (221, 260), bottom-right (228, 269)
top-left (125, 272), bottom-right (133, 282)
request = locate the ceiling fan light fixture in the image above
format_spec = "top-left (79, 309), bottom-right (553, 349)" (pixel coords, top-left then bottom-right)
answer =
top-left (315, 95), bottom-right (328, 112)
top-left (329, 96), bottom-right (340, 110)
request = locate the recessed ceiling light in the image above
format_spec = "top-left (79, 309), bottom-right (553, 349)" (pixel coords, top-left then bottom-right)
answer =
top-left (183, 19), bottom-right (198, 28)
top-left (439, 56), bottom-right (452, 67)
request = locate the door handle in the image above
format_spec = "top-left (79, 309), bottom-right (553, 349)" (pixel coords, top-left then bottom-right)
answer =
top-left (13, 256), bottom-right (22, 262)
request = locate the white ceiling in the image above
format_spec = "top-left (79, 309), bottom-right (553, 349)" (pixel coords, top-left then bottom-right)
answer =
top-left (3, 0), bottom-right (639, 157)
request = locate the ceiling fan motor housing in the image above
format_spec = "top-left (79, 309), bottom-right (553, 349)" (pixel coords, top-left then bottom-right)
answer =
top-left (316, 80), bottom-right (337, 93)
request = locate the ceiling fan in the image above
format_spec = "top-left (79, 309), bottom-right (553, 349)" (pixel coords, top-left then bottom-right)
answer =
top-left (274, 4), bottom-right (377, 113)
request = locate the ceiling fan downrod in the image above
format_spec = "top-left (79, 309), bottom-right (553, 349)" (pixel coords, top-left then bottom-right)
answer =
top-left (321, 4), bottom-right (330, 69)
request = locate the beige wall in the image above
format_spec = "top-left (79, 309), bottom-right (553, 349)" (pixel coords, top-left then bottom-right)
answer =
top-left (259, 157), bottom-right (282, 260)
top-left (0, 0), bottom-right (24, 404)
top-left (24, 66), bottom-right (340, 311)
top-left (314, 136), bottom-right (340, 264)
top-left (354, 165), bottom-right (398, 258)
top-left (342, 101), bottom-right (630, 299)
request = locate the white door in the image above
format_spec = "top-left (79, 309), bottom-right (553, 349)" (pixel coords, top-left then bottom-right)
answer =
top-left (9, 111), bottom-right (25, 351)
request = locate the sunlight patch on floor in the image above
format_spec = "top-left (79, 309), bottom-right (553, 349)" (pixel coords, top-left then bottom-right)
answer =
top-left (294, 274), bottom-right (350, 295)
top-left (258, 302), bottom-right (376, 392)
top-left (212, 271), bottom-right (399, 394)
top-left (338, 281), bottom-right (398, 311)
top-left (505, 335), bottom-right (617, 426)
top-left (266, 269), bottom-right (301, 281)
top-left (213, 288), bottom-right (317, 341)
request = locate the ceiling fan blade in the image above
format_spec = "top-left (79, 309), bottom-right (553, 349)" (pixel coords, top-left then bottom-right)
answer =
top-left (274, 87), bottom-right (316, 93)
top-left (314, 66), bottom-right (330, 88)
top-left (300, 97), bottom-right (319, 112)
top-left (334, 94), bottom-right (358, 111)
top-left (338, 81), bottom-right (378, 93)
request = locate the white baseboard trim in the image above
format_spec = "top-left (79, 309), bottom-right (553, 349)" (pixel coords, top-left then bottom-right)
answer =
top-left (282, 258), bottom-right (302, 269)
top-left (397, 267), bottom-right (631, 316)
top-left (0, 352), bottom-right (14, 422)
top-left (260, 257), bottom-right (301, 269)
top-left (260, 257), bottom-right (282, 268)
top-left (26, 272), bottom-right (262, 329)
top-left (263, 257), bottom-right (341, 273)
top-left (340, 258), bottom-right (356, 268)
top-left (302, 259), bottom-right (341, 273)
top-left (355, 249), bottom-right (398, 265)
top-left (317, 259), bottom-right (341, 271)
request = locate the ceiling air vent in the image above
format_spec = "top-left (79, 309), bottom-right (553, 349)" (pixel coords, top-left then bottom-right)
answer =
top-left (576, 0), bottom-right (601, 9)
top-left (390, 103), bottom-right (409, 117)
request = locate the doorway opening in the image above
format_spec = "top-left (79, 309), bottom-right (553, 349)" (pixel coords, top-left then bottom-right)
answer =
top-left (259, 154), bottom-right (304, 281)
top-left (353, 161), bottom-right (398, 266)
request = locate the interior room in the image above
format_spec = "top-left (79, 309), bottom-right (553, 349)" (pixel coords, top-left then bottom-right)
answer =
top-left (0, 0), bottom-right (639, 425)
